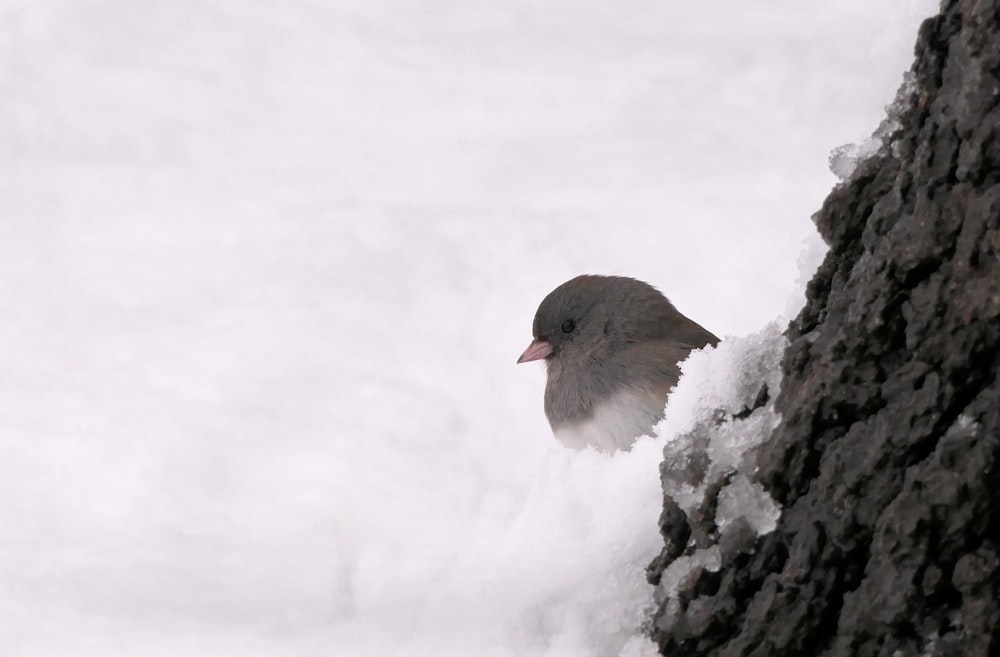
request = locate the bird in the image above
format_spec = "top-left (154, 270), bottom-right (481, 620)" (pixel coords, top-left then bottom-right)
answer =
top-left (517, 275), bottom-right (719, 452)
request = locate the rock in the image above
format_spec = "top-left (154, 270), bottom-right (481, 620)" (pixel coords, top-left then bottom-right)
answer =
top-left (646, 0), bottom-right (1000, 654)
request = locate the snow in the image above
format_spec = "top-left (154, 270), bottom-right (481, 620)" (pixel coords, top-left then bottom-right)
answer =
top-left (717, 474), bottom-right (782, 535)
top-left (649, 322), bottom-right (786, 608)
top-left (1, 1), bottom-right (937, 656)
top-left (654, 322), bottom-right (785, 516)
top-left (829, 70), bottom-right (919, 180)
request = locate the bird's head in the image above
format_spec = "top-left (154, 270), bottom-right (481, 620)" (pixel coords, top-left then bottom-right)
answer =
top-left (517, 275), bottom-right (683, 366)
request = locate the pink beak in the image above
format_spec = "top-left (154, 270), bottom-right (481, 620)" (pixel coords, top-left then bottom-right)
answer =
top-left (517, 339), bottom-right (553, 363)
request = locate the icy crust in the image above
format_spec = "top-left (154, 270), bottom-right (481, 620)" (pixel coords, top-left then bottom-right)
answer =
top-left (829, 71), bottom-right (918, 181)
top-left (650, 322), bottom-right (786, 599)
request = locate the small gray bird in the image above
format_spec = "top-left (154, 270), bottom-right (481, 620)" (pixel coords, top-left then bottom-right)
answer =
top-left (518, 275), bottom-right (719, 452)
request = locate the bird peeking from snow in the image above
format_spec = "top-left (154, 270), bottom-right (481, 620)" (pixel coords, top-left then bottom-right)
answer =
top-left (518, 275), bottom-right (719, 452)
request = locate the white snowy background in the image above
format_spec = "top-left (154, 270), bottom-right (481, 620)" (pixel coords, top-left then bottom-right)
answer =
top-left (1, 1), bottom-right (936, 656)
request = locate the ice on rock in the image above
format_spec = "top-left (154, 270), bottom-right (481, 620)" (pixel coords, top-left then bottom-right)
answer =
top-left (655, 322), bottom-right (785, 511)
top-left (953, 414), bottom-right (980, 434)
top-left (652, 321), bottom-right (786, 596)
top-left (829, 138), bottom-right (883, 180)
top-left (716, 474), bottom-right (781, 535)
top-left (657, 546), bottom-right (722, 595)
top-left (829, 71), bottom-right (919, 181)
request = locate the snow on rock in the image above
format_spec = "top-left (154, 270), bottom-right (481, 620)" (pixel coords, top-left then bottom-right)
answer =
top-left (828, 71), bottom-right (918, 181)
top-left (656, 324), bottom-right (785, 518)
top-left (647, 322), bottom-right (787, 607)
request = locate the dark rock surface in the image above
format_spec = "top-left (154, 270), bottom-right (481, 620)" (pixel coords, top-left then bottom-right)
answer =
top-left (647, 1), bottom-right (1000, 655)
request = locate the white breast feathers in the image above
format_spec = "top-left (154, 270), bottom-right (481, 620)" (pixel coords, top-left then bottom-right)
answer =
top-left (553, 388), bottom-right (665, 453)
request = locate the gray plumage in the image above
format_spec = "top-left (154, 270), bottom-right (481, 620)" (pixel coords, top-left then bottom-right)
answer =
top-left (519, 275), bottom-right (719, 451)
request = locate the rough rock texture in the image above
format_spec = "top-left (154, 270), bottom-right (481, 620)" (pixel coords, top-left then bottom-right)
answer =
top-left (647, 1), bottom-right (1000, 655)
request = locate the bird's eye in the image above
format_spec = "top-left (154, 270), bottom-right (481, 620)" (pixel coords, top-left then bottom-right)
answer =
top-left (560, 319), bottom-right (576, 333)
